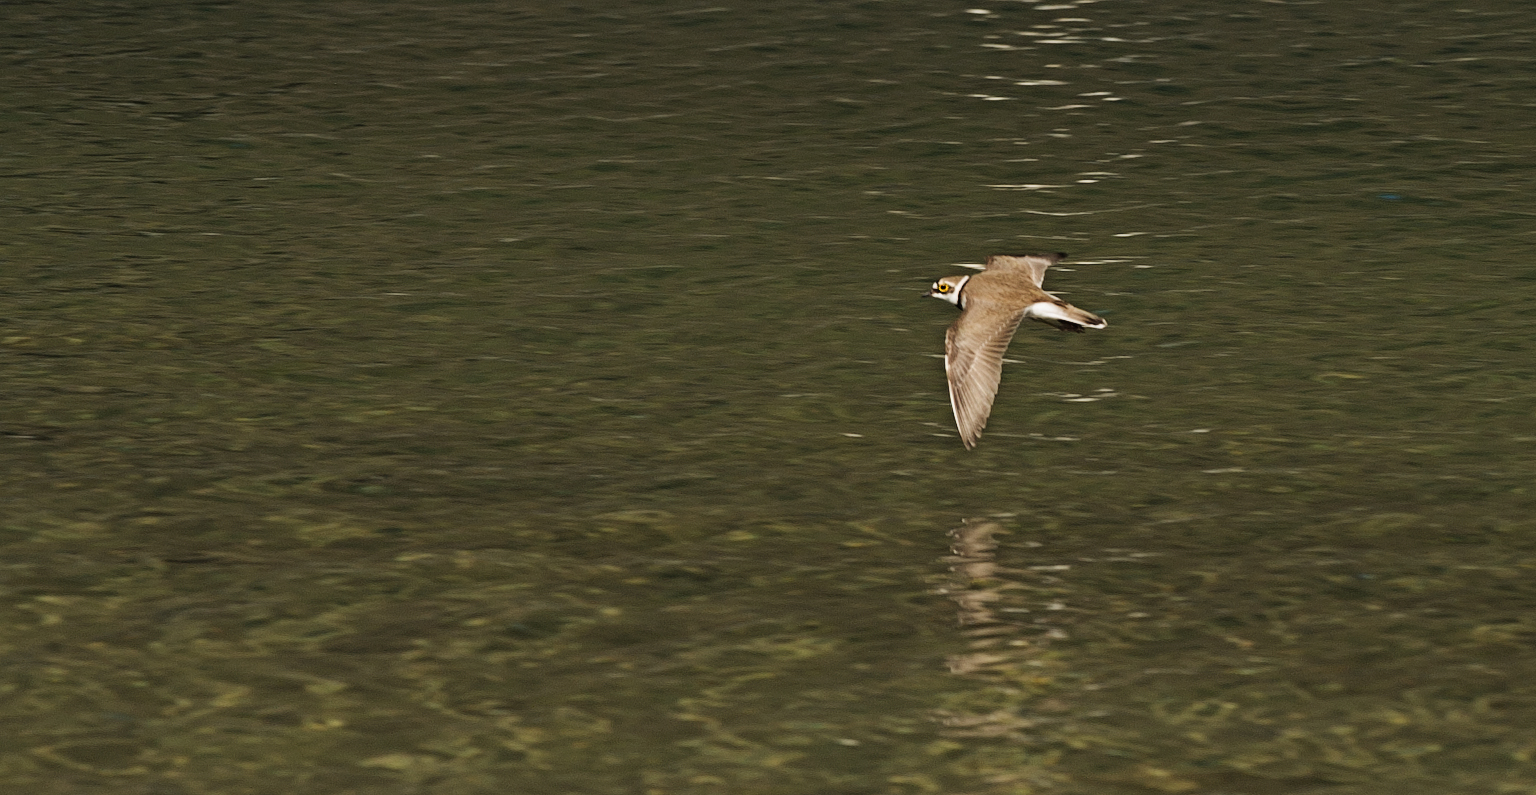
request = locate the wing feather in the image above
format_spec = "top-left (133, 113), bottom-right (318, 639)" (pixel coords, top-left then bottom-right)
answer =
top-left (945, 304), bottom-right (1028, 449)
top-left (984, 253), bottom-right (1064, 288)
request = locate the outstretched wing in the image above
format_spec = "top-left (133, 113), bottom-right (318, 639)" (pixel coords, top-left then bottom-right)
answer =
top-left (945, 304), bottom-right (1028, 449)
top-left (984, 253), bottom-right (1065, 288)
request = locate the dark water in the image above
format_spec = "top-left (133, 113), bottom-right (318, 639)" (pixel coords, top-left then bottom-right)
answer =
top-left (4, 1), bottom-right (1536, 792)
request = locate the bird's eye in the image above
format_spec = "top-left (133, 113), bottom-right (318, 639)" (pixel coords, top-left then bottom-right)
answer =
top-left (935, 283), bottom-right (951, 293)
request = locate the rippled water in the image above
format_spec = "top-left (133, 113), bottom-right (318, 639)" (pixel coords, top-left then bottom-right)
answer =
top-left (4, 1), bottom-right (1536, 792)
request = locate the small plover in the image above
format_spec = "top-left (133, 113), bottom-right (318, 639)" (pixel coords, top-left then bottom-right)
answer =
top-left (926, 253), bottom-right (1107, 449)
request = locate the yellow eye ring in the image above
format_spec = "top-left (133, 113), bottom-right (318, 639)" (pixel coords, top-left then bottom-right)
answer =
top-left (935, 283), bottom-right (951, 293)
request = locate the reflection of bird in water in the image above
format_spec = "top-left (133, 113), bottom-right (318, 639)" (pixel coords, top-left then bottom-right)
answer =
top-left (926, 254), bottom-right (1107, 449)
top-left (943, 519), bottom-right (1005, 636)
top-left (937, 519), bottom-right (1085, 750)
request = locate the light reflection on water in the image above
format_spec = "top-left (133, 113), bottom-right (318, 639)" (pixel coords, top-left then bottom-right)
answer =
top-left (936, 510), bottom-right (1536, 793)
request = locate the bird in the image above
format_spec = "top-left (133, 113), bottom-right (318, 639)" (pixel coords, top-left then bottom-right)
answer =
top-left (925, 253), bottom-right (1107, 449)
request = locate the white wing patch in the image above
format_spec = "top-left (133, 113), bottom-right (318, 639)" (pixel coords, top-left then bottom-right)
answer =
top-left (1023, 302), bottom-right (1075, 323)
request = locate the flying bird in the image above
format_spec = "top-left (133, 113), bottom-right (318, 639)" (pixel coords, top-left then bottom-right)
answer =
top-left (926, 253), bottom-right (1107, 449)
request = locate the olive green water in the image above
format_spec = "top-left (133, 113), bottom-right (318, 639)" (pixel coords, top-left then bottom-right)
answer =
top-left (4, 1), bottom-right (1536, 793)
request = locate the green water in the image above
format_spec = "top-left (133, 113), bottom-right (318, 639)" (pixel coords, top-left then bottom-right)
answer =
top-left (4, 1), bottom-right (1536, 792)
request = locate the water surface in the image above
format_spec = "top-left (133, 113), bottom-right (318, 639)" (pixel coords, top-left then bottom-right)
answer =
top-left (4, 1), bottom-right (1536, 792)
